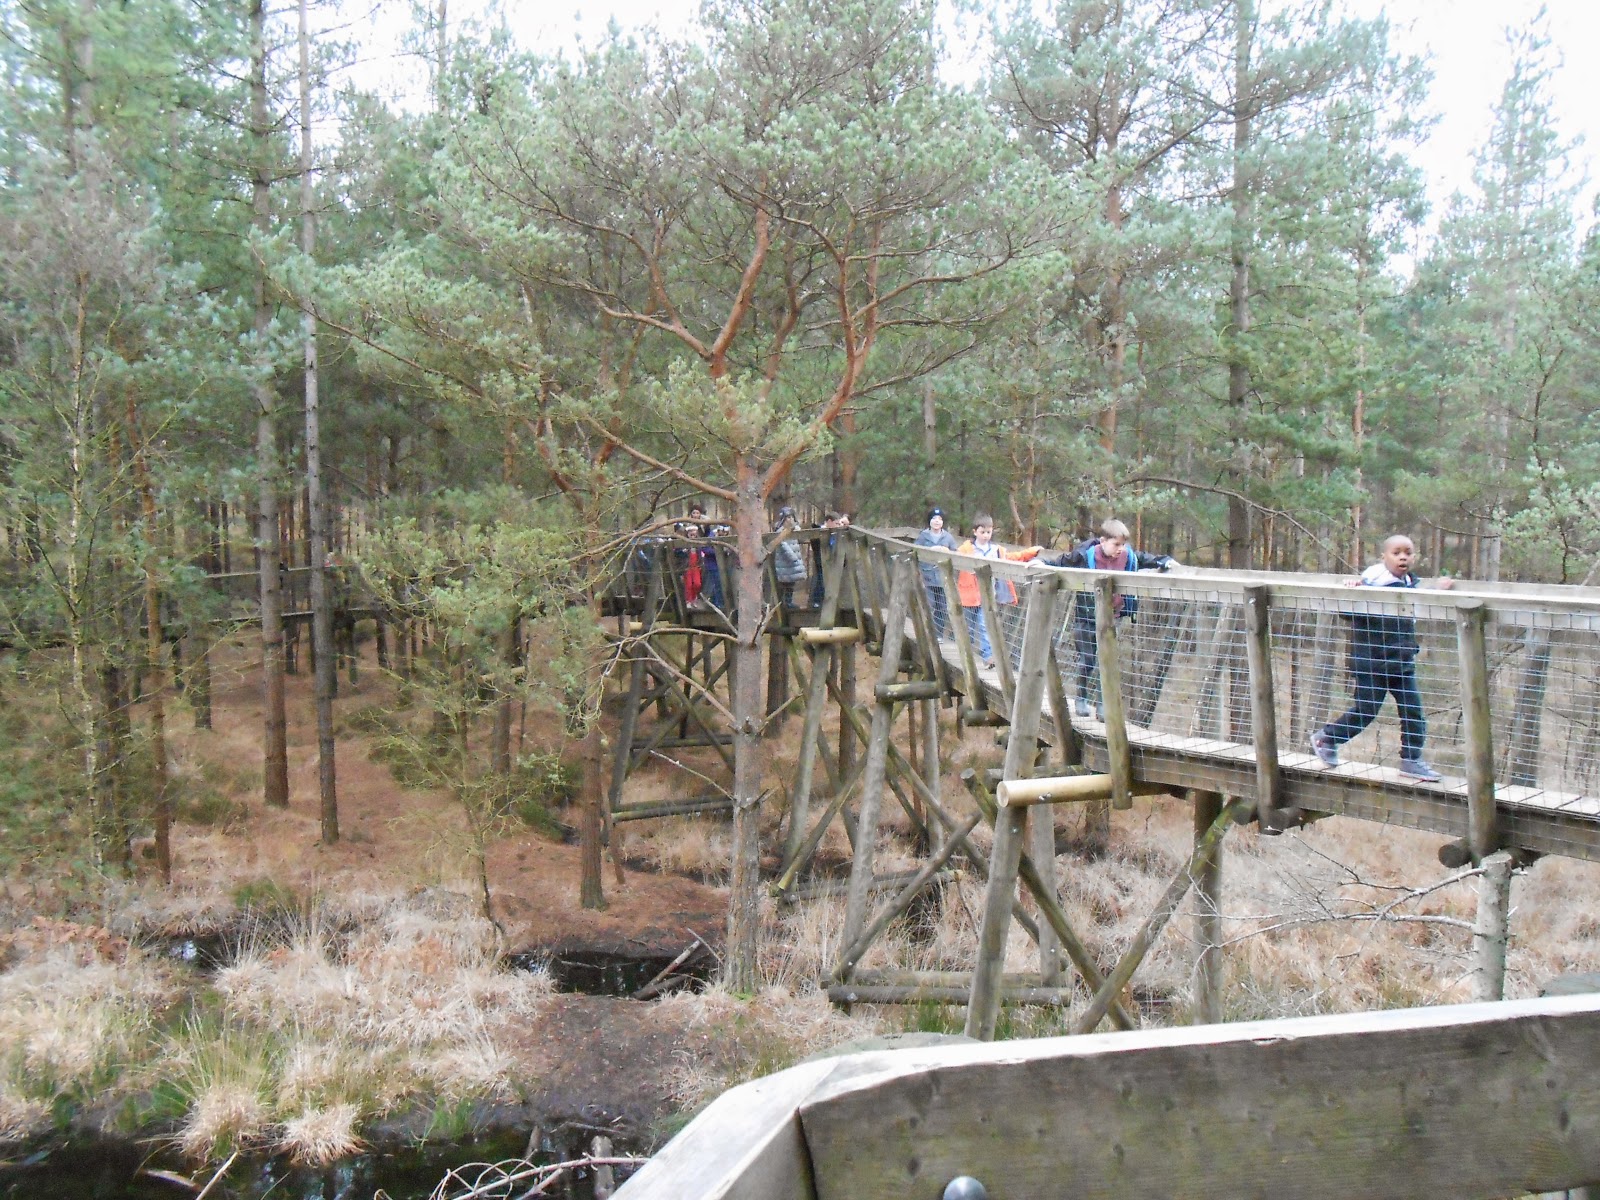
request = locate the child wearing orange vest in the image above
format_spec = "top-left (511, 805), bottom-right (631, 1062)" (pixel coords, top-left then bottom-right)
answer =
top-left (955, 513), bottom-right (1042, 667)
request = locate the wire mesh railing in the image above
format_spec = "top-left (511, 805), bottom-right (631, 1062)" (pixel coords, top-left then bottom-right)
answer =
top-left (865, 530), bottom-right (1600, 842)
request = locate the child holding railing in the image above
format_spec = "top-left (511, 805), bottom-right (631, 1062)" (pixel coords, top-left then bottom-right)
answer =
top-left (1046, 518), bottom-right (1179, 718)
top-left (954, 513), bottom-right (1042, 668)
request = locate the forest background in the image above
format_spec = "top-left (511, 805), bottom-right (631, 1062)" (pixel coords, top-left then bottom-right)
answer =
top-left (4, 0), bottom-right (1600, 1086)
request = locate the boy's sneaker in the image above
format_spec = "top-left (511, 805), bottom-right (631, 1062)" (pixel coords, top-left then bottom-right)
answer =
top-left (1309, 731), bottom-right (1339, 767)
top-left (1073, 698), bottom-right (1091, 718)
top-left (1399, 758), bottom-right (1442, 782)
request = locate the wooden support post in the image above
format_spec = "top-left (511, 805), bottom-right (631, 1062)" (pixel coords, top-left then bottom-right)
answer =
top-left (1456, 600), bottom-right (1497, 861)
top-left (607, 646), bottom-right (646, 834)
top-left (1243, 584), bottom-right (1284, 829)
top-left (839, 557), bottom-right (915, 968)
top-left (838, 626), bottom-right (858, 781)
top-left (966, 576), bottom-right (1058, 1041)
top-left (964, 770), bottom-right (1135, 1031)
top-left (1094, 576), bottom-right (1133, 810)
top-left (770, 754), bottom-right (871, 895)
top-left (765, 607), bottom-right (790, 730)
top-left (835, 810), bottom-right (982, 979)
top-left (905, 553), bottom-right (945, 687)
top-left (1075, 796), bottom-right (1251, 1034)
top-left (1044, 586), bottom-right (1081, 771)
top-left (1192, 789), bottom-right (1225, 1024)
top-left (781, 537), bottom-right (849, 871)
top-left (1473, 849), bottom-right (1515, 1002)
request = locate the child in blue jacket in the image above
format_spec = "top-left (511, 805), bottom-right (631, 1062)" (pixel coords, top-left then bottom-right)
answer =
top-left (1047, 518), bottom-right (1177, 717)
top-left (1310, 535), bottom-right (1454, 782)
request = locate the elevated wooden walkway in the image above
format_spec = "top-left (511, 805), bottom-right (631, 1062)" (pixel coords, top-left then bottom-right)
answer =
top-left (600, 525), bottom-right (1600, 1034)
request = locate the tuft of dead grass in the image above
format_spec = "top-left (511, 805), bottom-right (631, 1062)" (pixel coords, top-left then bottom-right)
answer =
top-left (279, 1103), bottom-right (364, 1165)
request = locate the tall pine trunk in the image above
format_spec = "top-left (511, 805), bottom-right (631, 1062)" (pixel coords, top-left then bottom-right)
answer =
top-left (1225, 0), bottom-right (1255, 570)
top-left (725, 458), bottom-right (766, 992)
top-left (252, 0), bottom-right (289, 808)
top-left (300, 0), bottom-right (337, 841)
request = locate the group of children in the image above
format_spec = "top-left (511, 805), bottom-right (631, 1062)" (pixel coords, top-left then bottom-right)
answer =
top-left (909, 511), bottom-right (1452, 785)
top-left (677, 504), bottom-right (1451, 784)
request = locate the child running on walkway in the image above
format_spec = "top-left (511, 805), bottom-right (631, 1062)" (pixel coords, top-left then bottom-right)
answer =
top-left (954, 513), bottom-right (1042, 668)
top-left (1310, 534), bottom-right (1454, 782)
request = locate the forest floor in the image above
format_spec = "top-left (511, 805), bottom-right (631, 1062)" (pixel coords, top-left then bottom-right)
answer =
top-left (8, 627), bottom-right (1600, 1175)
top-left (181, 635), bottom-right (737, 1142)
top-left (0, 632), bottom-right (825, 1165)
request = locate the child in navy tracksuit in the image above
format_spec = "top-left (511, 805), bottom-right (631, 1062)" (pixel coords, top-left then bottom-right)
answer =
top-left (914, 508), bottom-right (959, 638)
top-left (1047, 519), bottom-right (1177, 717)
top-left (1310, 535), bottom-right (1453, 782)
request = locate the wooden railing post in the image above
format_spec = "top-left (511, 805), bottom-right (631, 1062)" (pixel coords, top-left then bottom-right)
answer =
top-left (1094, 576), bottom-right (1132, 810)
top-left (1243, 584), bottom-right (1284, 829)
top-left (966, 575), bottom-right (1058, 1040)
top-left (1456, 599), bottom-right (1497, 860)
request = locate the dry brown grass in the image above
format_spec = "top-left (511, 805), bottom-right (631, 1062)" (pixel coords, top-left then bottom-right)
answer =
top-left (657, 705), bottom-right (1600, 1105)
top-left (0, 889), bottom-right (551, 1163)
top-left (0, 948), bottom-right (183, 1145)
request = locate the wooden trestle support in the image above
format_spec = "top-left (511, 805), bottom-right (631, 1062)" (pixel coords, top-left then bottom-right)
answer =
top-left (603, 527), bottom-right (1600, 1036)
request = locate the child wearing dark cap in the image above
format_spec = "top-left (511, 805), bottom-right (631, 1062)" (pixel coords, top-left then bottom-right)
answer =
top-left (914, 508), bottom-right (959, 639)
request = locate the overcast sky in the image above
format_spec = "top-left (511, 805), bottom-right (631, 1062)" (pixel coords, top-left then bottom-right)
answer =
top-left (362, 0), bottom-right (1598, 235)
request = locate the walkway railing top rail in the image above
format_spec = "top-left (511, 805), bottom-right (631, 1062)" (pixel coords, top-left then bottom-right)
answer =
top-left (614, 993), bottom-right (1600, 1200)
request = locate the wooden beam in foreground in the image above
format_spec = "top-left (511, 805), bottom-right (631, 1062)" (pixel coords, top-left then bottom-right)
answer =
top-left (614, 994), bottom-right (1600, 1200)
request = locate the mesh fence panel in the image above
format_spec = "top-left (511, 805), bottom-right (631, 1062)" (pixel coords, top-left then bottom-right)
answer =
top-left (843, 536), bottom-right (1600, 856)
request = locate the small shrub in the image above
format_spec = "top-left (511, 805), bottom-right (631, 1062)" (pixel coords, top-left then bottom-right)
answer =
top-left (231, 879), bottom-right (304, 928)
top-left (496, 752), bottom-right (578, 836)
top-left (173, 781), bottom-right (248, 831)
top-left (342, 705), bottom-right (401, 737)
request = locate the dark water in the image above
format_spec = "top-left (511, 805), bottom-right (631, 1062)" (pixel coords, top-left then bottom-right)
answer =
top-left (0, 1133), bottom-right (636, 1199)
top-left (508, 948), bottom-right (712, 998)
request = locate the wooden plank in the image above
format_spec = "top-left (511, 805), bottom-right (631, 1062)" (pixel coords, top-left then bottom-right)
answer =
top-left (1067, 737), bottom-right (1600, 862)
top-left (610, 1057), bottom-right (831, 1200)
top-left (1243, 584), bottom-right (1284, 827)
top-left (791, 995), bottom-right (1600, 1200)
top-left (966, 576), bottom-right (1058, 1040)
top-left (1456, 599), bottom-right (1498, 860)
top-left (1095, 576), bottom-right (1133, 810)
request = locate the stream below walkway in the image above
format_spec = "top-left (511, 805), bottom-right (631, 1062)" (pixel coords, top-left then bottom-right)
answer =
top-left (1, 1129), bottom-right (637, 1199)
